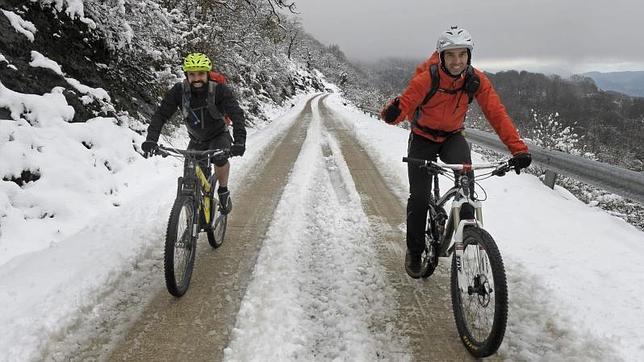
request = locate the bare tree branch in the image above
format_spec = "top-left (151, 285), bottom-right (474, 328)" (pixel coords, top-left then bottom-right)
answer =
top-left (273, 0), bottom-right (297, 13)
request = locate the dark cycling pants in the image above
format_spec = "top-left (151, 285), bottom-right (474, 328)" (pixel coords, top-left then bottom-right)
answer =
top-left (406, 131), bottom-right (471, 255)
top-left (187, 131), bottom-right (232, 169)
top-left (183, 131), bottom-right (233, 181)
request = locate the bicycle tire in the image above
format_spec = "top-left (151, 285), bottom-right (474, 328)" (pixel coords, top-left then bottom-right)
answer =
top-left (207, 210), bottom-right (227, 248)
top-left (164, 195), bottom-right (198, 297)
top-left (207, 192), bottom-right (230, 248)
top-left (450, 226), bottom-right (508, 358)
top-left (421, 235), bottom-right (439, 278)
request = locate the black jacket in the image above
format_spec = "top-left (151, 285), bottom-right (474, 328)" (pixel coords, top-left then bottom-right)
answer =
top-left (146, 81), bottom-right (246, 144)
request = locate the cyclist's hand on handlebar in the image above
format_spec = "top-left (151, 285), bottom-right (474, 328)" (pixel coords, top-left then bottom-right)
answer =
top-left (508, 152), bottom-right (532, 174)
top-left (230, 143), bottom-right (245, 157)
top-left (142, 140), bottom-right (158, 158)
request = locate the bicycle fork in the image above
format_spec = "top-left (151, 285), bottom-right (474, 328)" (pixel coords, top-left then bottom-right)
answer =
top-left (451, 198), bottom-right (483, 293)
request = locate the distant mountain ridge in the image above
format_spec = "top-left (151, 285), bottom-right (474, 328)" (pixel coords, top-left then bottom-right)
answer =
top-left (581, 71), bottom-right (644, 98)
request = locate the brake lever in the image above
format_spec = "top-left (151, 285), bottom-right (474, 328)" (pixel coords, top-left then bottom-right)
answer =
top-left (492, 163), bottom-right (511, 177)
top-left (421, 163), bottom-right (442, 174)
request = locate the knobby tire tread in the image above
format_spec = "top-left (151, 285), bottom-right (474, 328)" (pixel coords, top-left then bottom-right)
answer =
top-left (164, 195), bottom-right (197, 297)
top-left (450, 226), bottom-right (508, 358)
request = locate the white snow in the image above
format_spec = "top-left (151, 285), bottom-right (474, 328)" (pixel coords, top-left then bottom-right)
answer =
top-left (0, 81), bottom-right (74, 125)
top-left (26, 50), bottom-right (111, 101)
top-left (1, 84), bottom-right (643, 361)
top-left (0, 90), bottom-right (318, 360)
top-left (64, 77), bottom-right (111, 102)
top-left (36, 0), bottom-right (95, 27)
top-left (1, 9), bottom-right (37, 42)
top-left (224, 96), bottom-right (408, 361)
top-left (29, 50), bottom-right (63, 75)
top-left (0, 81), bottom-right (135, 267)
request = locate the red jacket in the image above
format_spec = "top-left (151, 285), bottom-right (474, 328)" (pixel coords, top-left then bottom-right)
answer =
top-left (387, 52), bottom-right (528, 155)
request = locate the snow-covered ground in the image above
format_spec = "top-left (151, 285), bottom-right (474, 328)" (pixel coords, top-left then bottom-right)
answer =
top-left (0, 80), bottom-right (317, 360)
top-left (224, 97), bottom-right (408, 361)
top-left (324, 94), bottom-right (644, 360)
top-left (1, 88), bottom-right (643, 360)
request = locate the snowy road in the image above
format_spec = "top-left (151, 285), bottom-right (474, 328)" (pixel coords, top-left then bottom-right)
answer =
top-left (109, 97), bottom-right (316, 360)
top-left (6, 92), bottom-right (641, 361)
top-left (111, 94), bottom-right (482, 360)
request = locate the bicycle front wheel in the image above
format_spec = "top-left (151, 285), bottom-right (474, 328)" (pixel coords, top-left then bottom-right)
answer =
top-left (164, 195), bottom-right (198, 297)
top-left (450, 226), bottom-right (508, 358)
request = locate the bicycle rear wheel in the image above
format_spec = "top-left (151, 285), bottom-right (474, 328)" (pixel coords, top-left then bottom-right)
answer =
top-left (420, 233), bottom-right (439, 278)
top-left (164, 195), bottom-right (198, 297)
top-left (207, 196), bottom-right (229, 248)
top-left (450, 226), bottom-right (508, 358)
top-left (207, 208), bottom-right (227, 248)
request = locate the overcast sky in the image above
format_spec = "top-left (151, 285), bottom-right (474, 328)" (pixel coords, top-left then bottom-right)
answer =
top-left (291, 0), bottom-right (644, 75)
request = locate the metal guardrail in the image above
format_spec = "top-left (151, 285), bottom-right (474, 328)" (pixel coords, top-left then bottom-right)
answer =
top-left (360, 106), bottom-right (643, 203)
top-left (464, 129), bottom-right (644, 204)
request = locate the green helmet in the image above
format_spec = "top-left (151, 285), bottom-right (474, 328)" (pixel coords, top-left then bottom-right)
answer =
top-left (182, 53), bottom-right (212, 72)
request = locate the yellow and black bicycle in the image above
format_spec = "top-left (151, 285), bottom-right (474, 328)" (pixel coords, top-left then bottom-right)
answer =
top-left (153, 144), bottom-right (230, 297)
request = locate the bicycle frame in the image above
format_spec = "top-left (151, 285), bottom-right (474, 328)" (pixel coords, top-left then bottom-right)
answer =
top-left (402, 157), bottom-right (507, 258)
top-left (434, 179), bottom-right (484, 258)
top-left (158, 145), bottom-right (228, 231)
top-left (180, 159), bottom-right (215, 226)
top-left (415, 159), bottom-right (507, 289)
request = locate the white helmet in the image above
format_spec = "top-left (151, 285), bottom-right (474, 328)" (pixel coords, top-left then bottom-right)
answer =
top-left (436, 26), bottom-right (474, 52)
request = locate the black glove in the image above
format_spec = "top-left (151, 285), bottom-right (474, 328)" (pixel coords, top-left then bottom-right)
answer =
top-left (381, 98), bottom-right (401, 124)
top-left (508, 153), bottom-right (532, 174)
top-left (230, 143), bottom-right (245, 157)
top-left (141, 140), bottom-right (158, 158)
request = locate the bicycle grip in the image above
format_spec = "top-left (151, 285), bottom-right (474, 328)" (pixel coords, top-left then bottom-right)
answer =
top-left (402, 157), bottom-right (427, 166)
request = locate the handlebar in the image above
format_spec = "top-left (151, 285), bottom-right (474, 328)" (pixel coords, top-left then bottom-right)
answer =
top-left (154, 144), bottom-right (230, 159)
top-left (402, 156), bottom-right (512, 176)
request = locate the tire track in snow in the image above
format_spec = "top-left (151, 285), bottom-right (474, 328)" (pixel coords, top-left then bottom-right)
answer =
top-left (320, 96), bottom-right (624, 361)
top-left (224, 96), bottom-right (410, 361)
top-left (319, 96), bottom-right (479, 361)
top-left (108, 95), bottom-right (319, 361)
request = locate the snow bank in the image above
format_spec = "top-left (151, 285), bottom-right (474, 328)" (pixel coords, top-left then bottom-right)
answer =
top-left (0, 81), bottom-right (138, 265)
top-left (2, 9), bottom-right (37, 42)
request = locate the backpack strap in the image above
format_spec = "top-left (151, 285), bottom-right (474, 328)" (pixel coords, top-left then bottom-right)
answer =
top-left (420, 63), bottom-right (440, 107)
top-left (410, 64), bottom-right (480, 137)
top-left (416, 64), bottom-right (480, 108)
top-left (205, 81), bottom-right (223, 120)
top-left (181, 79), bottom-right (194, 123)
top-left (411, 64), bottom-right (440, 127)
top-left (181, 80), bottom-right (224, 122)
top-left (462, 65), bottom-right (480, 105)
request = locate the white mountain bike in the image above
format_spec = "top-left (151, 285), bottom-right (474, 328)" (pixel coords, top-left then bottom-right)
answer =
top-left (403, 156), bottom-right (516, 358)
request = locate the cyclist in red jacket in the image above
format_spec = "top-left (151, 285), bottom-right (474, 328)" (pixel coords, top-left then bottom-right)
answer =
top-left (381, 26), bottom-right (532, 278)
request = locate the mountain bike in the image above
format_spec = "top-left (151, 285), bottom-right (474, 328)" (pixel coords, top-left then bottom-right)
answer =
top-left (154, 144), bottom-right (231, 297)
top-left (403, 156), bottom-right (516, 358)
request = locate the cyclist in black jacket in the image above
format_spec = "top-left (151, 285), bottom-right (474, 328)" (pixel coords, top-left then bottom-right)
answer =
top-left (142, 53), bottom-right (246, 214)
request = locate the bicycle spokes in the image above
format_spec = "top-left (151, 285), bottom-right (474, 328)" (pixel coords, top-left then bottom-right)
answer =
top-left (460, 243), bottom-right (495, 341)
top-left (173, 202), bottom-right (194, 287)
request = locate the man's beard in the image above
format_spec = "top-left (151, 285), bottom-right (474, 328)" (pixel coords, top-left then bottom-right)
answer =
top-left (190, 80), bottom-right (207, 92)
